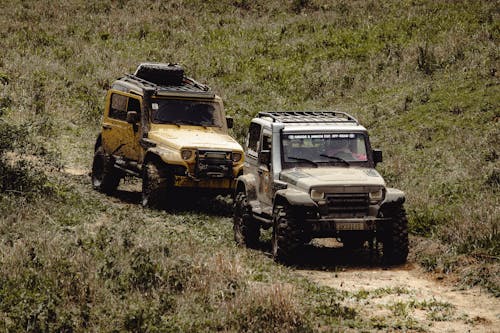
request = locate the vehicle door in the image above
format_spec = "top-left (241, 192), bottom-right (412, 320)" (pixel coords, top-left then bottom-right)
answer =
top-left (257, 130), bottom-right (273, 208)
top-left (244, 121), bottom-right (261, 177)
top-left (101, 91), bottom-right (142, 161)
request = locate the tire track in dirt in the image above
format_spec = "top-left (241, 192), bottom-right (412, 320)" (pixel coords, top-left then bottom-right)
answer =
top-left (298, 263), bottom-right (499, 332)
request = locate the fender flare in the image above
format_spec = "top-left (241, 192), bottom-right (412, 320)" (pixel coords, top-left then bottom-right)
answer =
top-left (235, 174), bottom-right (257, 200)
top-left (143, 150), bottom-right (163, 165)
top-left (145, 146), bottom-right (179, 165)
top-left (274, 189), bottom-right (316, 208)
top-left (94, 134), bottom-right (102, 152)
top-left (381, 188), bottom-right (405, 208)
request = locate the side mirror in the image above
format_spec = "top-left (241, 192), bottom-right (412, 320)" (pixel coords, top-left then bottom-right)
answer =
top-left (226, 116), bottom-right (234, 129)
top-left (373, 149), bottom-right (383, 165)
top-left (259, 150), bottom-right (271, 166)
top-left (126, 111), bottom-right (139, 124)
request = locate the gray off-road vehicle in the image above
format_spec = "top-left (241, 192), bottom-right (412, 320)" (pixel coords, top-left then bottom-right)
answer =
top-left (233, 111), bottom-right (408, 264)
top-left (91, 63), bottom-right (244, 207)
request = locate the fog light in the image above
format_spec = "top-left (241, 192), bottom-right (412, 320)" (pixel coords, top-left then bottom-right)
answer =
top-left (181, 149), bottom-right (193, 160)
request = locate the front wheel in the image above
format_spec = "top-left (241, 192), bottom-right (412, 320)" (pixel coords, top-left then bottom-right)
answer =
top-left (272, 204), bottom-right (304, 264)
top-left (91, 146), bottom-right (121, 194)
top-left (379, 206), bottom-right (409, 265)
top-left (141, 160), bottom-right (170, 209)
top-left (233, 192), bottom-right (260, 248)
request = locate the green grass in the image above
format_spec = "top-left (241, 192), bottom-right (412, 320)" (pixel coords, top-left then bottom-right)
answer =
top-left (0, 0), bottom-right (499, 330)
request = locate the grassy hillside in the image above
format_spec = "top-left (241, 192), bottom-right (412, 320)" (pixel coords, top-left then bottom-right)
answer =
top-left (0, 0), bottom-right (498, 331)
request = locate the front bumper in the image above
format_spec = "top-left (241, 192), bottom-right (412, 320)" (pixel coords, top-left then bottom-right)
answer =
top-left (174, 175), bottom-right (236, 190)
top-left (306, 216), bottom-right (390, 236)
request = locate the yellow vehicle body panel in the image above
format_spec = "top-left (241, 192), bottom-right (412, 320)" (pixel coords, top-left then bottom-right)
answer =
top-left (101, 91), bottom-right (143, 161)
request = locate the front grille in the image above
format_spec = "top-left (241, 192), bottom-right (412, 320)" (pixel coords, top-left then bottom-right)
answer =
top-left (325, 193), bottom-right (369, 217)
top-left (195, 150), bottom-right (233, 179)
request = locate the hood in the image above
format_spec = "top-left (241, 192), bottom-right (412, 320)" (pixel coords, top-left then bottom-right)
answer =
top-left (148, 127), bottom-right (243, 151)
top-left (280, 167), bottom-right (386, 191)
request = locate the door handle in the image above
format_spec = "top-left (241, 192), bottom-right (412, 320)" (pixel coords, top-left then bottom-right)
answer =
top-left (102, 124), bottom-right (112, 130)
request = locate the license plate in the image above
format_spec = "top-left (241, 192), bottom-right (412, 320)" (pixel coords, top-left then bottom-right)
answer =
top-left (335, 222), bottom-right (366, 230)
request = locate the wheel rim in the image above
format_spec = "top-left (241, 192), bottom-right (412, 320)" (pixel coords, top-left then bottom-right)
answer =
top-left (233, 194), bottom-right (245, 243)
top-left (271, 208), bottom-right (280, 258)
top-left (271, 227), bottom-right (278, 257)
top-left (141, 167), bottom-right (150, 207)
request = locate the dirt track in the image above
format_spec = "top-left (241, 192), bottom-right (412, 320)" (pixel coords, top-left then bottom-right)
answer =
top-left (68, 167), bottom-right (499, 332)
top-left (296, 240), bottom-right (499, 333)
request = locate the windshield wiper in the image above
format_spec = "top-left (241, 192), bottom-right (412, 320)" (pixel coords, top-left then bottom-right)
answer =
top-left (174, 120), bottom-right (199, 126)
top-left (288, 156), bottom-right (318, 167)
top-left (320, 154), bottom-right (350, 166)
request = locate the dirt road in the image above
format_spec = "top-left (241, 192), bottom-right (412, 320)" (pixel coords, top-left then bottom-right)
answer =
top-left (297, 241), bottom-right (499, 333)
top-left (67, 167), bottom-right (499, 332)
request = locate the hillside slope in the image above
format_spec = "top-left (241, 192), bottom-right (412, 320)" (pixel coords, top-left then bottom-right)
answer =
top-left (0, 0), bottom-right (498, 331)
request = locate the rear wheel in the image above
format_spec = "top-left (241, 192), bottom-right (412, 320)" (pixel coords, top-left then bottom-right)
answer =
top-left (233, 192), bottom-right (260, 248)
top-left (379, 206), bottom-right (409, 265)
top-left (272, 204), bottom-right (304, 263)
top-left (91, 146), bottom-right (121, 194)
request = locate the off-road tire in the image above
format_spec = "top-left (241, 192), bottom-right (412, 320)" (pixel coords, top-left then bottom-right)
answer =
top-left (379, 206), bottom-right (409, 265)
top-left (141, 160), bottom-right (169, 209)
top-left (272, 204), bottom-right (304, 264)
top-left (233, 192), bottom-right (260, 248)
top-left (91, 146), bottom-right (121, 194)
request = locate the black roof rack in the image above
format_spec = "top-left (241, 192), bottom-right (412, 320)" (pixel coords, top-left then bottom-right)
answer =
top-left (258, 111), bottom-right (359, 124)
top-left (120, 74), bottom-right (212, 95)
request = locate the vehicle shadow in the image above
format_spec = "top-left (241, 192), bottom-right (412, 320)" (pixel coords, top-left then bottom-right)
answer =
top-left (256, 238), bottom-right (390, 270)
top-left (112, 186), bottom-right (234, 217)
top-left (293, 244), bottom-right (385, 269)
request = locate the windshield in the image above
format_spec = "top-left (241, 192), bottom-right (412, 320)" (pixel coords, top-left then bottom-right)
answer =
top-left (282, 133), bottom-right (368, 168)
top-left (151, 99), bottom-right (222, 127)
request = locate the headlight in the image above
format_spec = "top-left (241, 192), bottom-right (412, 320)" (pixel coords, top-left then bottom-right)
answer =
top-left (369, 189), bottom-right (384, 204)
top-left (232, 152), bottom-right (242, 162)
top-left (181, 149), bottom-right (193, 160)
top-left (310, 189), bottom-right (325, 200)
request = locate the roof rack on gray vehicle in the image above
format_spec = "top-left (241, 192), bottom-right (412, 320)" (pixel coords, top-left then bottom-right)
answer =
top-left (258, 111), bottom-right (359, 124)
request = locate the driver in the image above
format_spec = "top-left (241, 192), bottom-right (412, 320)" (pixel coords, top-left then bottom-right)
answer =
top-left (326, 138), bottom-right (354, 159)
top-left (325, 138), bottom-right (367, 161)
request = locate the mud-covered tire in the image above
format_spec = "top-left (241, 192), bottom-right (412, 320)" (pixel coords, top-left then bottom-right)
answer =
top-left (379, 206), bottom-right (409, 265)
top-left (233, 192), bottom-right (260, 248)
top-left (141, 160), bottom-right (169, 209)
top-left (272, 204), bottom-right (304, 264)
top-left (91, 146), bottom-right (121, 194)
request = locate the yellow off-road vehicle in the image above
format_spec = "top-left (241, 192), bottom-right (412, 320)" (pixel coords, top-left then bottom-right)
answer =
top-left (233, 111), bottom-right (408, 264)
top-left (91, 63), bottom-right (244, 207)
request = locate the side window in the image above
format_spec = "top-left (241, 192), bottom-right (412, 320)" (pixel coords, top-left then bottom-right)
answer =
top-left (127, 97), bottom-right (141, 113)
top-left (261, 134), bottom-right (271, 152)
top-left (109, 94), bottom-right (128, 121)
top-left (247, 122), bottom-right (261, 158)
top-left (259, 133), bottom-right (272, 168)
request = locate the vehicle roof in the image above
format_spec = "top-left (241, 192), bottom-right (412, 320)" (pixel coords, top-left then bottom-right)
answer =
top-left (281, 123), bottom-right (367, 132)
top-left (253, 111), bottom-right (367, 132)
top-left (111, 74), bottom-right (216, 99)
